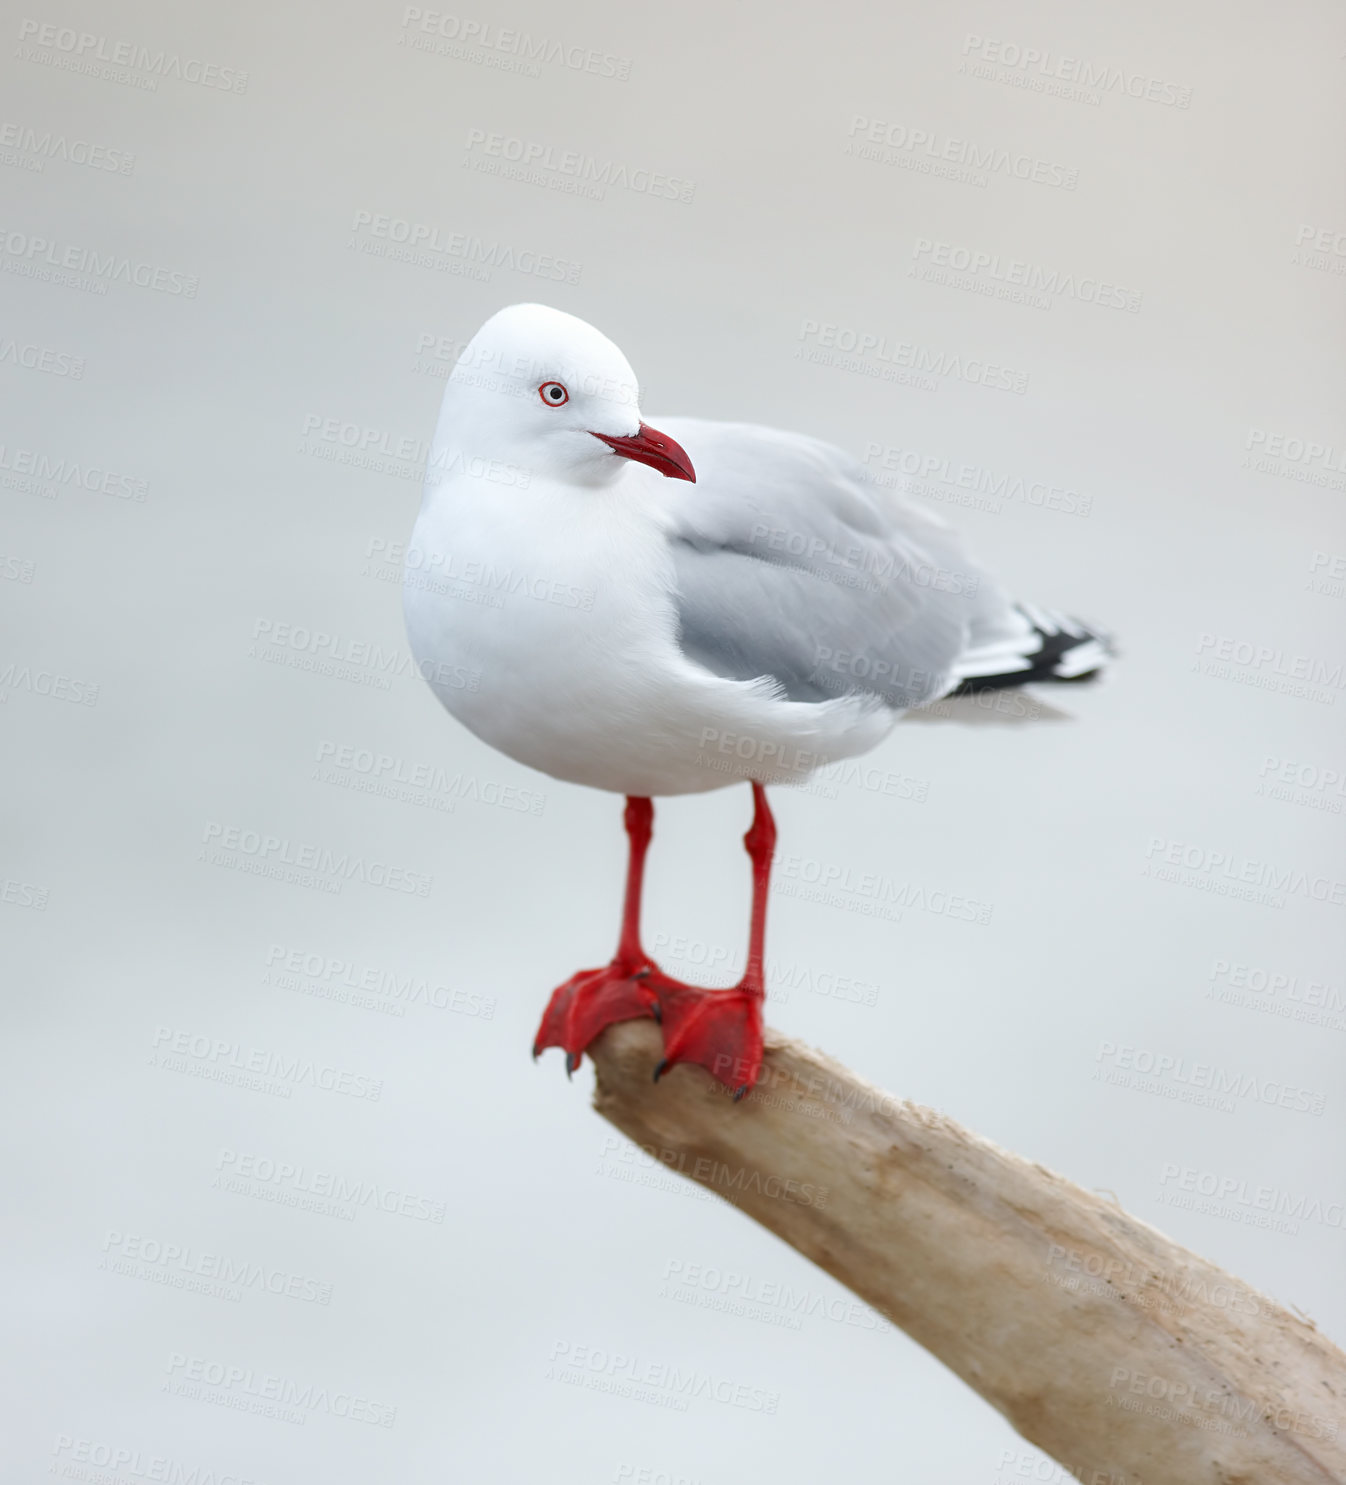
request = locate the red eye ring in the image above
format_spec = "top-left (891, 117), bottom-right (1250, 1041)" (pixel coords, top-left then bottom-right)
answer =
top-left (538, 381), bottom-right (569, 407)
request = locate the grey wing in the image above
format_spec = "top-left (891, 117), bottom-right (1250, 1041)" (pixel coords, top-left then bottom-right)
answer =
top-left (651, 419), bottom-right (1021, 711)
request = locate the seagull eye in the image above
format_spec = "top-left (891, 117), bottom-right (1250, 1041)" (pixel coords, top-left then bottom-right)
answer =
top-left (538, 381), bottom-right (569, 407)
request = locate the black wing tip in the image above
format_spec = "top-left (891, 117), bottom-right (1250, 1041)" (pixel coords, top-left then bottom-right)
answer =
top-left (954, 606), bottom-right (1115, 695)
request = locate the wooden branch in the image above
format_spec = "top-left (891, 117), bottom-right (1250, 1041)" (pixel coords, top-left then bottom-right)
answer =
top-left (590, 1021), bottom-right (1346, 1485)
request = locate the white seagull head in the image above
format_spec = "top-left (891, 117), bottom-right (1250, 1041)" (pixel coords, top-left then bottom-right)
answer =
top-left (443, 303), bottom-right (695, 487)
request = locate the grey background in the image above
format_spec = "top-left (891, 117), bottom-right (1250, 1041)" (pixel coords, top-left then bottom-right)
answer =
top-left (3, 0), bottom-right (1343, 1480)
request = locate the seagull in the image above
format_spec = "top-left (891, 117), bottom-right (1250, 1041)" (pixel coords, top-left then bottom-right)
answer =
top-left (403, 303), bottom-right (1110, 1097)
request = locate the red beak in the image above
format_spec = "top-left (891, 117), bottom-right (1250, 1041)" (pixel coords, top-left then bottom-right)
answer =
top-left (591, 422), bottom-right (696, 482)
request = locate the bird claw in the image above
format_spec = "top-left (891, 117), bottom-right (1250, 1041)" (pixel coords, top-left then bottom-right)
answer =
top-left (532, 961), bottom-right (662, 1082)
top-left (533, 962), bottom-right (763, 1098)
top-left (648, 981), bottom-right (765, 1097)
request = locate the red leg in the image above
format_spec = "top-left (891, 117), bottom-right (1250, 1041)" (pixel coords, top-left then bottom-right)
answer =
top-left (533, 797), bottom-right (661, 1074)
top-left (612, 795), bottom-right (654, 970)
top-left (652, 783), bottom-right (775, 1099)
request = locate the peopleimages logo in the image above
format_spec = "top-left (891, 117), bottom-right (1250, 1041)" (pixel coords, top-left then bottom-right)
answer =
top-left (960, 35), bottom-right (1193, 108)
top-left (16, 18), bottom-right (248, 92)
top-left (51, 1435), bottom-right (267, 1485)
top-left (863, 442), bottom-right (1093, 518)
top-left (213, 1148), bottom-right (448, 1223)
top-left (462, 128), bottom-right (695, 203)
top-left (1157, 1164), bottom-right (1346, 1233)
top-left (399, 9), bottom-right (632, 81)
top-left (299, 412), bottom-right (531, 487)
top-left (546, 1341), bottom-right (780, 1414)
top-left (1256, 754), bottom-right (1346, 814)
top-left (249, 617), bottom-right (479, 694)
top-left (0, 661), bottom-right (99, 705)
top-left (1205, 958), bottom-right (1345, 1034)
top-left (660, 1259), bottom-right (891, 1333)
top-left (349, 210), bottom-right (581, 285)
top-left (1193, 631), bottom-right (1343, 705)
top-left (0, 227), bottom-right (198, 295)
top-left (0, 440), bottom-right (147, 500)
top-left (797, 319), bottom-right (1029, 395)
top-left (1094, 1041), bottom-right (1327, 1116)
top-left (1292, 224), bottom-right (1346, 277)
top-left (745, 521), bottom-right (978, 597)
top-left (0, 336), bottom-right (84, 377)
top-left (163, 1353), bottom-right (397, 1427)
top-left (200, 821), bottom-right (433, 897)
top-left (149, 1026), bottom-right (383, 1101)
top-left (314, 739), bottom-right (546, 815)
top-left (911, 238), bottom-right (1141, 312)
top-left (0, 122), bottom-right (135, 173)
top-left (776, 853), bottom-right (993, 925)
top-left (100, 1228), bottom-right (335, 1304)
top-left (1144, 835), bottom-right (1345, 908)
top-left (1246, 428), bottom-right (1346, 471)
top-left (263, 942), bottom-right (498, 1019)
top-left (845, 115), bottom-right (1078, 190)
top-left (1243, 428), bottom-right (1346, 491)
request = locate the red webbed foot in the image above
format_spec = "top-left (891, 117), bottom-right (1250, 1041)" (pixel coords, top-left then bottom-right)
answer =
top-left (532, 961), bottom-right (661, 1075)
top-left (534, 784), bottom-right (774, 1100)
top-left (649, 976), bottom-right (765, 1099)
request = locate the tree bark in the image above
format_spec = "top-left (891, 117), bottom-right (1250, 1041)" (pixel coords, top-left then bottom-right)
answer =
top-left (589, 1020), bottom-right (1346, 1485)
